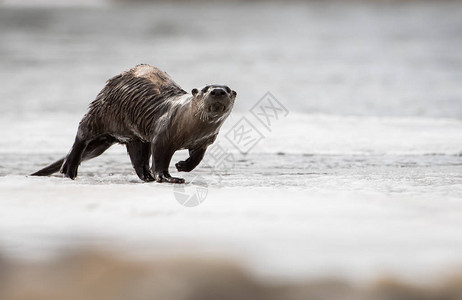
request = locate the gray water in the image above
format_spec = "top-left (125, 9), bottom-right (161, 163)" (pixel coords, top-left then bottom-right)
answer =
top-left (1, 1), bottom-right (462, 118)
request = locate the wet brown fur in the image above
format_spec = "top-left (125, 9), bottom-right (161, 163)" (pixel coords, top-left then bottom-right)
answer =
top-left (32, 64), bottom-right (236, 183)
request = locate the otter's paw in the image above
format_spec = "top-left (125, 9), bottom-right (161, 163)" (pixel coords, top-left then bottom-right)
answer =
top-left (155, 172), bottom-right (185, 184)
top-left (60, 162), bottom-right (78, 180)
top-left (175, 161), bottom-right (192, 172)
top-left (135, 167), bottom-right (155, 182)
top-left (142, 170), bottom-right (155, 182)
top-left (166, 177), bottom-right (185, 184)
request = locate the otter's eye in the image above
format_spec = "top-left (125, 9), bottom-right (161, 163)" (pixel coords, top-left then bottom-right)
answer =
top-left (201, 87), bottom-right (209, 93)
top-left (225, 87), bottom-right (231, 93)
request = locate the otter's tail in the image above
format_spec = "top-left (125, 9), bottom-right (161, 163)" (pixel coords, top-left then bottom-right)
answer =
top-left (31, 158), bottom-right (65, 176)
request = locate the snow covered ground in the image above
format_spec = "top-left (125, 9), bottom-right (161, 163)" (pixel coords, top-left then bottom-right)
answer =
top-left (0, 1), bottom-right (461, 284)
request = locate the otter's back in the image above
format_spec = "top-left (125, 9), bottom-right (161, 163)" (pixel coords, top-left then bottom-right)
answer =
top-left (84, 65), bottom-right (187, 140)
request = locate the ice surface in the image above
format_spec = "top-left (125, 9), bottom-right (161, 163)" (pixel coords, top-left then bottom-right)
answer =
top-left (1, 113), bottom-right (461, 282)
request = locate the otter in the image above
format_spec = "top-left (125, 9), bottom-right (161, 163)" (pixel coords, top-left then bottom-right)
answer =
top-left (31, 64), bottom-right (236, 183)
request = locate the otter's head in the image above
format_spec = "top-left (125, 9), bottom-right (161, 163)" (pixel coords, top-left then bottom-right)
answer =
top-left (191, 84), bottom-right (236, 122)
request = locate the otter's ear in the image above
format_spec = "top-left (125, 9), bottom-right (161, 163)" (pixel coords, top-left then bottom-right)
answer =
top-left (232, 90), bottom-right (237, 98)
top-left (192, 88), bottom-right (199, 96)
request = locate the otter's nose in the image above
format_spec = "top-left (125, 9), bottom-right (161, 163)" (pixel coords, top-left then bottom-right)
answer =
top-left (210, 88), bottom-right (226, 97)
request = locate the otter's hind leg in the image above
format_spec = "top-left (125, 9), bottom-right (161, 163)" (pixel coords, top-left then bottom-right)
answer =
top-left (61, 135), bottom-right (115, 179)
top-left (83, 135), bottom-right (115, 161)
top-left (126, 140), bottom-right (155, 182)
top-left (61, 137), bottom-right (87, 179)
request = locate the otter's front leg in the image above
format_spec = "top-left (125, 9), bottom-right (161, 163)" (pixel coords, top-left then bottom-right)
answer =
top-left (126, 140), bottom-right (155, 182)
top-left (175, 147), bottom-right (206, 172)
top-left (151, 144), bottom-right (185, 184)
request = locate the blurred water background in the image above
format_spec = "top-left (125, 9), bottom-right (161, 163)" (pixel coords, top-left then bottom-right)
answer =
top-left (1, 0), bottom-right (461, 119)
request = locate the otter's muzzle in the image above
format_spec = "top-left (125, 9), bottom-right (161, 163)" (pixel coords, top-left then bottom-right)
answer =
top-left (208, 102), bottom-right (227, 113)
top-left (208, 88), bottom-right (229, 113)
